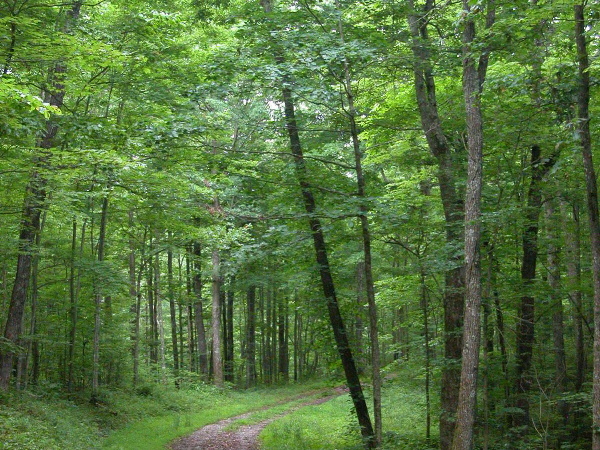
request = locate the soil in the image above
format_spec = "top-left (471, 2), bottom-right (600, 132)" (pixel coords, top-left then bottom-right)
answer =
top-left (169, 388), bottom-right (345, 450)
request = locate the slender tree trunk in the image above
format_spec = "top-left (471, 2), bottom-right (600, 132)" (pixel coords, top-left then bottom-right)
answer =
top-left (246, 285), bottom-right (257, 388)
top-left (223, 281), bottom-right (234, 383)
top-left (514, 145), bottom-right (556, 427)
top-left (91, 195), bottom-right (108, 402)
top-left (278, 294), bottom-right (289, 381)
top-left (574, 5), bottom-right (600, 448)
top-left (335, 11), bottom-right (382, 435)
top-left (155, 236), bottom-right (166, 384)
top-left (67, 218), bottom-right (78, 391)
top-left (562, 199), bottom-right (584, 392)
top-left (168, 242), bottom-right (180, 385)
top-left (192, 243), bottom-right (208, 377)
top-left (211, 248), bottom-right (223, 387)
top-left (280, 69), bottom-right (375, 450)
top-left (260, 1), bottom-right (373, 440)
top-left (545, 197), bottom-right (568, 426)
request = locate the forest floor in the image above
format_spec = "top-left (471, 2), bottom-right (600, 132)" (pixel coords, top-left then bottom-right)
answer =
top-left (169, 387), bottom-right (346, 450)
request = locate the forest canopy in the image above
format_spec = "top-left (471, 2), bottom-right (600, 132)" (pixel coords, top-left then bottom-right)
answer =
top-left (0, 0), bottom-right (599, 449)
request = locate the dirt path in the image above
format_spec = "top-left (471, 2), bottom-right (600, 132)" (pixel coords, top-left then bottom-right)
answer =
top-left (169, 388), bottom-right (345, 450)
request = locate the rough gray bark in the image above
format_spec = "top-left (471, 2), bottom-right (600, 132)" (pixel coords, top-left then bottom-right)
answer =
top-left (451, 4), bottom-right (485, 448)
top-left (573, 5), bottom-right (600, 449)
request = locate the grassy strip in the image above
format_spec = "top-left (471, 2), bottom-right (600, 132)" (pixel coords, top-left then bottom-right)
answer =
top-left (101, 381), bottom-right (332, 450)
top-left (222, 389), bottom-right (335, 432)
top-left (259, 377), bottom-right (438, 450)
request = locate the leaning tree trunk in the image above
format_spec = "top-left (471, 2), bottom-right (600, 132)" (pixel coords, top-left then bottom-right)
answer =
top-left (573, 5), bottom-right (600, 449)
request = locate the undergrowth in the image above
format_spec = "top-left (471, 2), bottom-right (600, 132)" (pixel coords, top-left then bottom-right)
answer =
top-left (259, 374), bottom-right (438, 450)
top-left (0, 380), bottom-right (331, 450)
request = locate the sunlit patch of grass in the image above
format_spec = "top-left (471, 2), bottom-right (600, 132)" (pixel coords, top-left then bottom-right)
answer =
top-left (260, 375), bottom-right (438, 450)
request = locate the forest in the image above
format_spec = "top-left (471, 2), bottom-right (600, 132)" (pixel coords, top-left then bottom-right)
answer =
top-left (0, 0), bottom-right (599, 449)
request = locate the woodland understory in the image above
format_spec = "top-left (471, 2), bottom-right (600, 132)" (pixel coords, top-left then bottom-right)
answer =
top-left (0, 0), bottom-right (599, 449)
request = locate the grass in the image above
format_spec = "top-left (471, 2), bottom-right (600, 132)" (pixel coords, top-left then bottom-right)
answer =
top-left (222, 389), bottom-right (334, 432)
top-left (101, 381), bottom-right (333, 450)
top-left (259, 375), bottom-right (439, 450)
top-left (0, 380), bottom-right (332, 450)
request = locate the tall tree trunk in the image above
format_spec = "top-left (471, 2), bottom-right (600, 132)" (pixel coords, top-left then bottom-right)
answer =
top-left (246, 284), bottom-right (257, 388)
top-left (406, 3), bottom-right (465, 445)
top-left (545, 197), bottom-right (568, 426)
top-left (451, 4), bottom-right (485, 448)
top-left (154, 236), bottom-right (166, 384)
top-left (67, 218), bottom-right (78, 391)
top-left (514, 145), bottom-right (556, 427)
top-left (260, 1), bottom-right (374, 442)
top-left (335, 8), bottom-right (382, 436)
top-left (192, 243), bottom-right (208, 377)
top-left (167, 241), bottom-right (180, 385)
top-left (562, 199), bottom-right (584, 392)
top-left (279, 62), bottom-right (375, 450)
top-left (573, 5), bottom-right (600, 449)
top-left (0, 1), bottom-right (82, 390)
top-left (91, 195), bottom-right (108, 402)
top-left (226, 284), bottom-right (234, 383)
top-left (278, 293), bottom-right (289, 382)
top-left (211, 248), bottom-right (223, 387)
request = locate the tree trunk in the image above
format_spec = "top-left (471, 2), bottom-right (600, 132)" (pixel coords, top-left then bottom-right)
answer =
top-left (573, 5), bottom-right (600, 448)
top-left (406, 4), bottom-right (465, 446)
top-left (167, 241), bottom-right (180, 385)
top-left (562, 199), bottom-right (584, 392)
top-left (246, 284), bottom-right (257, 388)
top-left (514, 145), bottom-right (556, 427)
top-left (211, 248), bottom-right (223, 387)
top-left (278, 293), bottom-right (289, 382)
top-left (224, 282), bottom-right (234, 383)
top-left (0, 1), bottom-right (82, 390)
top-left (192, 243), bottom-right (208, 377)
top-left (91, 195), bottom-right (108, 402)
top-left (280, 72), bottom-right (375, 450)
top-left (545, 197), bottom-right (569, 432)
top-left (451, 5), bottom-right (485, 448)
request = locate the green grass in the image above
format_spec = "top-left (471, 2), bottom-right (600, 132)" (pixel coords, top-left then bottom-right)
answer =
top-left (222, 389), bottom-right (333, 432)
top-left (0, 380), bottom-right (332, 450)
top-left (101, 381), bottom-right (332, 450)
top-left (0, 389), bottom-right (101, 450)
top-left (260, 375), bottom-right (439, 450)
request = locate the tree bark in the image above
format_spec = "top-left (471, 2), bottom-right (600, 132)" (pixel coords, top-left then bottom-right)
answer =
top-left (168, 241), bottom-right (180, 385)
top-left (91, 195), bottom-right (108, 402)
top-left (192, 243), bottom-right (208, 377)
top-left (514, 145), bottom-right (556, 427)
top-left (406, 3), bottom-right (465, 446)
top-left (573, 5), bottom-right (600, 449)
top-left (246, 284), bottom-right (257, 388)
top-left (561, 199), bottom-right (585, 392)
top-left (211, 248), bottom-right (223, 387)
top-left (451, 5), bottom-right (485, 448)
